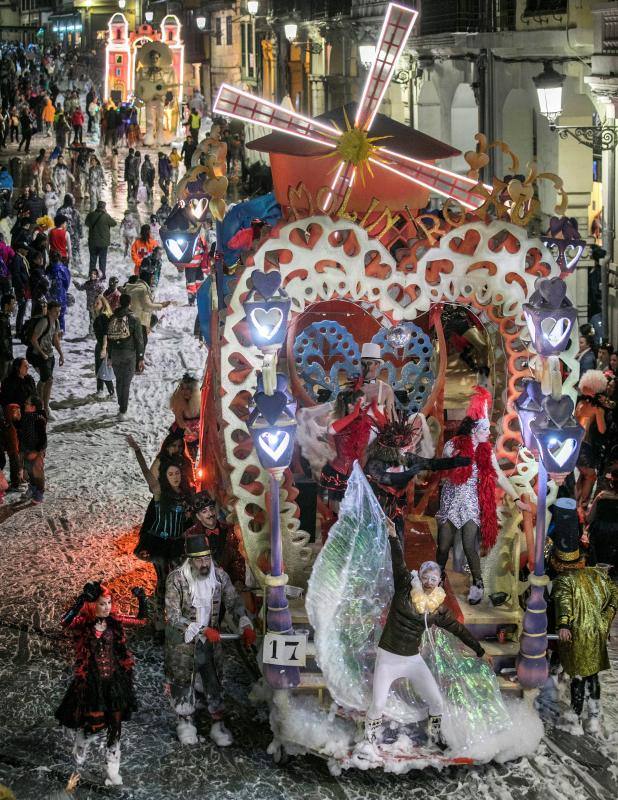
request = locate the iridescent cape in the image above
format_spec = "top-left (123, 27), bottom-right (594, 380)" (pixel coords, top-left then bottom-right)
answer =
top-left (306, 462), bottom-right (512, 752)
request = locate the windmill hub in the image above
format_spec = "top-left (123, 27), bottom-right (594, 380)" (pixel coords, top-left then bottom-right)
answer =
top-left (335, 126), bottom-right (379, 167)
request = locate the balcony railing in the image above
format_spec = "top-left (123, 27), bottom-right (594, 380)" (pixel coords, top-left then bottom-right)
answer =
top-left (520, 0), bottom-right (567, 19)
top-left (418, 0), bottom-right (515, 35)
top-left (271, 0), bottom-right (352, 21)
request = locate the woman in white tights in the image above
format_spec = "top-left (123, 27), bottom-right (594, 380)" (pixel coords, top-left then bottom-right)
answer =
top-left (366, 521), bottom-right (486, 748)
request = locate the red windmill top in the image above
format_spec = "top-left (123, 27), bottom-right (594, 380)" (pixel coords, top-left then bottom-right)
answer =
top-left (214, 3), bottom-right (490, 214)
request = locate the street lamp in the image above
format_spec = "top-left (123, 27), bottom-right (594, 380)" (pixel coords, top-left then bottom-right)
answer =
top-left (145, 9), bottom-right (154, 22)
top-left (522, 277), bottom-right (577, 357)
top-left (243, 270), bottom-right (300, 690)
top-left (533, 61), bottom-right (564, 126)
top-left (196, 15), bottom-right (207, 31)
top-left (247, 0), bottom-right (259, 15)
top-left (118, 0), bottom-right (126, 9)
top-left (284, 22), bottom-right (298, 42)
top-left (358, 42), bottom-right (376, 69)
top-left (514, 379), bottom-right (543, 453)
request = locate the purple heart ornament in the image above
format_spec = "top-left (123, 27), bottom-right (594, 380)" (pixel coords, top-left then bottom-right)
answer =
top-left (254, 390), bottom-right (288, 424)
top-left (537, 277), bottom-right (567, 308)
top-left (543, 396), bottom-right (574, 428)
top-left (252, 269), bottom-right (282, 300)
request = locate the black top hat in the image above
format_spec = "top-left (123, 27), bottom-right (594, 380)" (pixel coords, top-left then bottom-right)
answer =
top-left (191, 491), bottom-right (216, 512)
top-left (550, 498), bottom-right (582, 565)
top-left (185, 532), bottom-right (211, 558)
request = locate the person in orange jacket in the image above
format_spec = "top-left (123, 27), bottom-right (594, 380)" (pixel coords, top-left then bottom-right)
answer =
top-left (130, 224), bottom-right (157, 275)
top-left (42, 97), bottom-right (55, 137)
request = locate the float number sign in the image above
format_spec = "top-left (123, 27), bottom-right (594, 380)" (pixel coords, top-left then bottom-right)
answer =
top-left (263, 632), bottom-right (307, 667)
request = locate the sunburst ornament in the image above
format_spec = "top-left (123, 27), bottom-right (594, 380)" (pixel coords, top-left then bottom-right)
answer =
top-left (321, 109), bottom-right (390, 184)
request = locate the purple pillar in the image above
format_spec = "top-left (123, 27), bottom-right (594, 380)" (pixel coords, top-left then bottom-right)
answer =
top-left (517, 461), bottom-right (550, 689)
top-left (263, 471), bottom-right (300, 689)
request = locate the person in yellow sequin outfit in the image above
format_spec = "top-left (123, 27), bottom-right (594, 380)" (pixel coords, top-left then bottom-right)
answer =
top-left (550, 498), bottom-right (618, 733)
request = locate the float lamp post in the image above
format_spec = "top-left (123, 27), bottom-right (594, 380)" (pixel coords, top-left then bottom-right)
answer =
top-left (244, 271), bottom-right (300, 688)
top-left (517, 277), bottom-right (584, 690)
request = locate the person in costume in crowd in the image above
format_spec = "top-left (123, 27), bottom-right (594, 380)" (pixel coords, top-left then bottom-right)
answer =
top-left (184, 492), bottom-right (245, 585)
top-left (365, 519), bottom-right (486, 748)
top-left (355, 342), bottom-right (396, 421)
top-left (164, 532), bottom-right (256, 747)
top-left (549, 498), bottom-right (618, 734)
top-left (365, 414), bottom-right (471, 544)
top-left (575, 369), bottom-right (608, 514)
top-left (126, 434), bottom-right (194, 641)
top-left (320, 387), bottom-right (383, 513)
top-left (586, 467), bottom-right (618, 572)
top-left (55, 581), bottom-right (146, 786)
top-left (169, 373), bottom-right (201, 461)
top-left (435, 386), bottom-right (528, 605)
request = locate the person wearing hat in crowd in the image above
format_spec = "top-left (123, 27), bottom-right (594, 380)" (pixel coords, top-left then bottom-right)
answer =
top-left (356, 342), bottom-right (397, 421)
top-left (185, 492), bottom-right (244, 584)
top-left (434, 386), bottom-right (529, 605)
top-left (549, 497), bottom-right (618, 734)
top-left (164, 531), bottom-right (255, 747)
top-left (365, 413), bottom-right (472, 546)
top-left (103, 275), bottom-right (121, 311)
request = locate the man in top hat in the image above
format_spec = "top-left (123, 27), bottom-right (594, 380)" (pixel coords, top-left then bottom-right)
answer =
top-left (186, 492), bottom-right (245, 585)
top-left (164, 532), bottom-right (256, 747)
top-left (357, 342), bottom-right (396, 421)
top-left (550, 497), bottom-right (618, 734)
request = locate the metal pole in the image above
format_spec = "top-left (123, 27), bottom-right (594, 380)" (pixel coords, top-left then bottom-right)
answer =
top-left (602, 134), bottom-right (614, 341)
top-left (517, 461), bottom-right (550, 689)
top-left (263, 470), bottom-right (300, 689)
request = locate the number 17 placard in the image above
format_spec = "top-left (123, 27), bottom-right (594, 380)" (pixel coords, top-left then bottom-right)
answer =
top-left (262, 632), bottom-right (307, 667)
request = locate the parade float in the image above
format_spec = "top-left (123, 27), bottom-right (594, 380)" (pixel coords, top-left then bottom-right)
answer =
top-left (104, 13), bottom-right (184, 143)
top-left (163, 2), bottom-right (586, 772)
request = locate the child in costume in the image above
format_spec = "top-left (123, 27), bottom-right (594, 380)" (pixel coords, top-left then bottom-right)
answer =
top-left (550, 498), bottom-right (618, 734)
top-left (435, 386), bottom-right (527, 604)
top-left (55, 582), bottom-right (146, 785)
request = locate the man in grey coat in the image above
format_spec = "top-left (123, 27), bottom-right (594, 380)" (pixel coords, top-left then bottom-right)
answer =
top-left (101, 293), bottom-right (144, 420)
top-left (165, 532), bottom-right (256, 747)
top-left (84, 200), bottom-right (117, 277)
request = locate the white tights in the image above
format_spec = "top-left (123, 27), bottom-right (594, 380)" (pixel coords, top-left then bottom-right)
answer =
top-left (368, 647), bottom-right (443, 720)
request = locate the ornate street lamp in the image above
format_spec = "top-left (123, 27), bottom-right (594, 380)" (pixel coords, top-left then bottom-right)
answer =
top-left (145, 9), bottom-right (154, 22)
top-left (118, 0), bottom-right (126, 9)
top-left (196, 15), bottom-right (207, 31)
top-left (522, 277), bottom-right (577, 357)
top-left (530, 396), bottom-right (584, 481)
top-left (358, 42), bottom-right (376, 69)
top-left (244, 272), bottom-right (299, 689)
top-left (533, 62), bottom-right (564, 126)
top-left (247, 0), bottom-right (259, 15)
top-left (160, 204), bottom-right (201, 266)
top-left (541, 216), bottom-right (586, 276)
top-left (284, 22), bottom-right (298, 42)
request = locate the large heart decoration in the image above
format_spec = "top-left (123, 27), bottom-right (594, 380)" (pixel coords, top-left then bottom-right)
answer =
top-left (254, 390), bottom-right (288, 425)
top-left (537, 277), bottom-right (567, 308)
top-left (205, 175), bottom-right (228, 199)
top-left (166, 238), bottom-right (189, 261)
top-left (540, 316), bottom-right (571, 348)
top-left (564, 243), bottom-right (584, 272)
top-left (543, 396), bottom-right (574, 429)
top-left (507, 179), bottom-right (534, 204)
top-left (251, 307), bottom-right (284, 341)
top-left (258, 430), bottom-right (290, 462)
top-left (252, 270), bottom-right (282, 300)
top-left (189, 197), bottom-right (209, 220)
top-left (547, 437), bottom-right (578, 469)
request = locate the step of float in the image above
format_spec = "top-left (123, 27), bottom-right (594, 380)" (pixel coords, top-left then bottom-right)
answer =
top-left (297, 672), bottom-right (328, 690)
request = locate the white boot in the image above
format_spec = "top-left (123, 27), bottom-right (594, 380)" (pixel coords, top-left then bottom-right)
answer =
top-left (365, 716), bottom-right (382, 743)
top-left (176, 717), bottom-right (198, 745)
top-left (209, 720), bottom-right (233, 747)
top-left (427, 715), bottom-right (447, 750)
top-left (468, 580), bottom-right (484, 605)
top-left (585, 699), bottom-right (601, 735)
top-left (72, 729), bottom-right (92, 766)
top-left (104, 742), bottom-right (123, 786)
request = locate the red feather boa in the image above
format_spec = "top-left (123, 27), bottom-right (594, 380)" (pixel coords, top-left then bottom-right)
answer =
top-left (446, 435), bottom-right (498, 550)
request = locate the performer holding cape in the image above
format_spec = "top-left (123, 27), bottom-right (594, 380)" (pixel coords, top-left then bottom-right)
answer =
top-left (306, 462), bottom-right (512, 757)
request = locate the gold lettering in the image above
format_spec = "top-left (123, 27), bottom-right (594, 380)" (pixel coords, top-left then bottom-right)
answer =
top-left (365, 206), bottom-right (403, 238)
top-left (404, 205), bottom-right (441, 245)
top-left (334, 185), bottom-right (357, 222)
top-left (316, 186), bottom-right (339, 216)
top-left (442, 199), bottom-right (467, 227)
top-left (287, 182), bottom-right (314, 220)
top-left (358, 197), bottom-right (381, 228)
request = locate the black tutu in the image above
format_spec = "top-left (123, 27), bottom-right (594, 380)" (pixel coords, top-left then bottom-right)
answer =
top-left (55, 669), bottom-right (137, 730)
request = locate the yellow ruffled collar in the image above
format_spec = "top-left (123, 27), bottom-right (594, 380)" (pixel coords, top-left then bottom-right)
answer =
top-left (409, 574), bottom-right (446, 614)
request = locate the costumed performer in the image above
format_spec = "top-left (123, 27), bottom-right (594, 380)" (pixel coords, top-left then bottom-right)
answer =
top-left (55, 582), bottom-right (147, 786)
top-left (574, 369), bottom-right (608, 514)
top-left (319, 387), bottom-right (384, 513)
top-left (184, 491), bottom-right (245, 585)
top-left (435, 386), bottom-right (528, 605)
top-left (365, 519), bottom-right (486, 748)
top-left (355, 342), bottom-right (396, 421)
top-left (365, 413), bottom-right (471, 543)
top-left (549, 498), bottom-right (618, 734)
top-left (165, 532), bottom-right (256, 747)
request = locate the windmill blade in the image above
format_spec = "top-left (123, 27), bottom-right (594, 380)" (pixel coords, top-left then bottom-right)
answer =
top-left (355, 3), bottom-right (418, 132)
top-left (213, 84), bottom-right (339, 150)
top-left (327, 160), bottom-right (357, 207)
top-left (371, 148), bottom-right (492, 211)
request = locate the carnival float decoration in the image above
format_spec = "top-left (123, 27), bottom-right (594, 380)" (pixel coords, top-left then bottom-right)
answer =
top-left (192, 0), bottom-right (585, 773)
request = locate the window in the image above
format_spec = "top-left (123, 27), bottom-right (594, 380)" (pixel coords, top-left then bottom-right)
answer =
top-left (215, 16), bottom-right (222, 45)
top-left (226, 16), bottom-right (233, 46)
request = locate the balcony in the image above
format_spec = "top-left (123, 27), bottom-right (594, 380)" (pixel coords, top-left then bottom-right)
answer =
top-left (271, 0), bottom-right (352, 21)
top-left (520, 0), bottom-right (567, 20)
top-left (418, 0), bottom-right (515, 36)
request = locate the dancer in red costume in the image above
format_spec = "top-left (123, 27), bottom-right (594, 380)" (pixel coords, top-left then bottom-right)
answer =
top-left (436, 387), bottom-right (528, 604)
